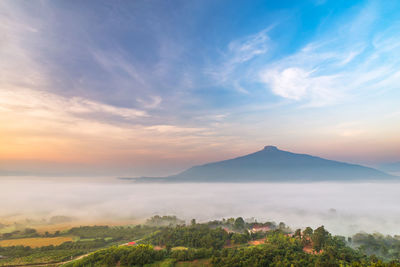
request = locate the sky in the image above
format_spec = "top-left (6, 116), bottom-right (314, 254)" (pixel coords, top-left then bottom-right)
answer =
top-left (1, 0), bottom-right (399, 176)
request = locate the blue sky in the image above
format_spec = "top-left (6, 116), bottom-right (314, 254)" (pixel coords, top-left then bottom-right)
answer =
top-left (1, 0), bottom-right (400, 176)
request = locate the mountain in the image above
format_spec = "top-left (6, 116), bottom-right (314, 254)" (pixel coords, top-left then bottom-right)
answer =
top-left (129, 146), bottom-right (396, 182)
top-left (378, 162), bottom-right (400, 175)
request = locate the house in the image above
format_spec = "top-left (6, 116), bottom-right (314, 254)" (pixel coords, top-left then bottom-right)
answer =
top-left (251, 225), bottom-right (271, 233)
top-left (223, 227), bottom-right (234, 233)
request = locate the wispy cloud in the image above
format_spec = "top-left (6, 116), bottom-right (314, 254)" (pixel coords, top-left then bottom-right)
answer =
top-left (202, 2), bottom-right (400, 108)
top-left (333, 122), bottom-right (366, 138)
top-left (227, 28), bottom-right (270, 64)
top-left (260, 67), bottom-right (342, 106)
top-left (0, 2), bottom-right (47, 92)
top-left (136, 95), bottom-right (162, 109)
top-left (258, 2), bottom-right (400, 107)
top-left (207, 28), bottom-right (272, 93)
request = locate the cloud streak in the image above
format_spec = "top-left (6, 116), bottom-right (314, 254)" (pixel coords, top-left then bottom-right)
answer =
top-left (257, 4), bottom-right (400, 107)
top-left (260, 67), bottom-right (342, 106)
top-left (0, 88), bottom-right (148, 120)
top-left (207, 28), bottom-right (271, 93)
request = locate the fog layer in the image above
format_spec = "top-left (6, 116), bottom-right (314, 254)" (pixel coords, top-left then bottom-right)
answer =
top-left (1, 177), bottom-right (400, 236)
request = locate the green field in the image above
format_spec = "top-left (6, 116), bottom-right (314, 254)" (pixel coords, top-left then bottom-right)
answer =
top-left (145, 259), bottom-right (211, 267)
top-left (0, 236), bottom-right (74, 248)
top-left (2, 216), bottom-right (400, 267)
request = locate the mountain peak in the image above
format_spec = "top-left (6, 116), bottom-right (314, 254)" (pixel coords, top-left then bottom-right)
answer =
top-left (133, 146), bottom-right (396, 182)
top-left (263, 145), bottom-right (279, 151)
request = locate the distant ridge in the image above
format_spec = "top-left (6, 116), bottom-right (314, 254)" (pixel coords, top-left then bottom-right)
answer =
top-left (126, 146), bottom-right (396, 182)
top-left (378, 161), bottom-right (400, 173)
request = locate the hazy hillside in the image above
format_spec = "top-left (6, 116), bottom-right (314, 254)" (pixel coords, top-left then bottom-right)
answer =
top-left (134, 146), bottom-right (395, 182)
top-left (379, 162), bottom-right (400, 174)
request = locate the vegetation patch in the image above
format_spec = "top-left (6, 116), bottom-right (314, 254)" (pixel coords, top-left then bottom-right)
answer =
top-left (2, 216), bottom-right (400, 266)
top-left (175, 259), bottom-right (211, 267)
top-left (0, 236), bottom-right (74, 248)
top-left (172, 247), bottom-right (189, 251)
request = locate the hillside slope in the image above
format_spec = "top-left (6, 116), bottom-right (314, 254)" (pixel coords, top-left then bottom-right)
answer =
top-left (133, 146), bottom-right (395, 182)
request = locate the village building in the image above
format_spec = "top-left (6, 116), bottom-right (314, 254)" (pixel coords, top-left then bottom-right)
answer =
top-left (222, 227), bottom-right (234, 233)
top-left (250, 225), bottom-right (271, 233)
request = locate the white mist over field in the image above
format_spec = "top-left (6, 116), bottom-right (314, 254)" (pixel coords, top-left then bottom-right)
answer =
top-left (1, 177), bottom-right (400, 236)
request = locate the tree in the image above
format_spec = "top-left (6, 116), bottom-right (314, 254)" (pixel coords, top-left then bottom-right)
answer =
top-left (312, 226), bottom-right (329, 252)
top-left (234, 217), bottom-right (245, 230)
top-left (303, 227), bottom-right (313, 237)
top-left (232, 233), bottom-right (249, 244)
top-left (294, 229), bottom-right (302, 238)
top-left (226, 218), bottom-right (235, 225)
top-left (302, 227), bottom-right (314, 247)
top-left (24, 228), bottom-right (37, 235)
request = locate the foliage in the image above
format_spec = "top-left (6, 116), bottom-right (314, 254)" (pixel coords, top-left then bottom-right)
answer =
top-left (0, 228), bottom-right (39, 239)
top-left (211, 230), bottom-right (399, 267)
top-left (170, 248), bottom-right (213, 261)
top-left (312, 226), bottom-right (329, 252)
top-left (234, 218), bottom-right (245, 231)
top-left (143, 224), bottom-right (230, 249)
top-left (0, 224), bottom-right (156, 266)
top-left (3, 218), bottom-right (400, 267)
top-left (66, 224), bottom-right (157, 241)
top-left (146, 216), bottom-right (185, 227)
top-left (352, 232), bottom-right (400, 261)
top-left (212, 232), bottom-right (313, 267)
top-left (63, 244), bottom-right (166, 267)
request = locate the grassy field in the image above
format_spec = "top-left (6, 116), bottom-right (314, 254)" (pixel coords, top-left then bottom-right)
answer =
top-left (175, 259), bottom-right (211, 267)
top-left (145, 259), bottom-right (176, 267)
top-left (0, 249), bottom-right (84, 267)
top-left (0, 236), bottom-right (74, 248)
top-left (144, 259), bottom-right (211, 267)
top-left (171, 246), bottom-right (188, 251)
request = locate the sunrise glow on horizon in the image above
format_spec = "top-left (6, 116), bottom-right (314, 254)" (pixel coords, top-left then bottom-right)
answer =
top-left (1, 0), bottom-right (400, 176)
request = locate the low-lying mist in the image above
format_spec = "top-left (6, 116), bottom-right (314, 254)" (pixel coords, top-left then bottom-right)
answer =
top-left (1, 176), bottom-right (400, 236)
